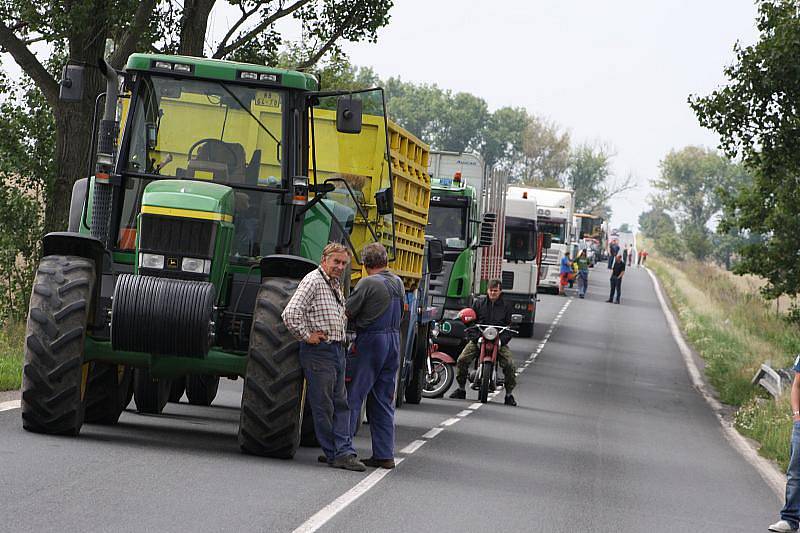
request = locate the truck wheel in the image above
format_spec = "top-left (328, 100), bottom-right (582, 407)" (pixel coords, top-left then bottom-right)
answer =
top-left (239, 278), bottom-right (305, 459)
top-left (84, 363), bottom-right (133, 424)
top-left (133, 368), bottom-right (171, 414)
top-left (21, 255), bottom-right (95, 436)
top-left (405, 323), bottom-right (429, 404)
top-left (186, 375), bottom-right (220, 406)
top-left (517, 322), bottom-right (534, 338)
top-left (168, 376), bottom-right (186, 403)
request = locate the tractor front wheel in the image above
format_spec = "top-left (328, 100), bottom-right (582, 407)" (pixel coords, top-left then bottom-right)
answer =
top-left (186, 375), bottom-right (220, 406)
top-left (133, 368), bottom-right (171, 414)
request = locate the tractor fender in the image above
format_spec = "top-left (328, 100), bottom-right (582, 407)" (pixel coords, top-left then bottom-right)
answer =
top-left (41, 231), bottom-right (105, 325)
top-left (259, 254), bottom-right (318, 281)
top-left (431, 351), bottom-right (456, 365)
top-left (68, 177), bottom-right (89, 233)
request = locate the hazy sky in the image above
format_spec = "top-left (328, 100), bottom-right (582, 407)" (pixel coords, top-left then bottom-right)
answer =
top-left (331, 0), bottom-right (760, 229)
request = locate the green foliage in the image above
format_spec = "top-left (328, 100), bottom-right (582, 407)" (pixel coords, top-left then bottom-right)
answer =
top-left (568, 143), bottom-right (611, 213)
top-left (690, 0), bottom-right (800, 300)
top-left (617, 223), bottom-right (631, 233)
top-left (655, 232), bottom-right (686, 260)
top-left (516, 115), bottom-right (570, 186)
top-left (639, 208), bottom-right (676, 238)
top-left (0, 320), bottom-right (25, 391)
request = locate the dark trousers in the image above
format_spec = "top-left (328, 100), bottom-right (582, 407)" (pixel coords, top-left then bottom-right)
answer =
top-left (609, 276), bottom-right (622, 303)
top-left (299, 342), bottom-right (354, 460)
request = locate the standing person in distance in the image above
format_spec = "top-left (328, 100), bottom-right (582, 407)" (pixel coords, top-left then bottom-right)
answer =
top-left (559, 251), bottom-right (572, 297)
top-left (608, 240), bottom-right (619, 269)
top-left (769, 355), bottom-right (800, 532)
top-left (281, 243), bottom-right (365, 472)
top-left (344, 243), bottom-right (404, 470)
top-left (606, 253), bottom-right (626, 304)
top-left (622, 244), bottom-right (629, 266)
top-left (576, 249), bottom-right (590, 299)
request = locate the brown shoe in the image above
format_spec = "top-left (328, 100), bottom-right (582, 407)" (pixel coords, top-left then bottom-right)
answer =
top-left (362, 457), bottom-right (395, 469)
top-left (331, 454), bottom-right (366, 472)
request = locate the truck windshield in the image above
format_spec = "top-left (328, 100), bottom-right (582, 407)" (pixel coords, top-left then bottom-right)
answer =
top-left (116, 76), bottom-right (285, 259)
top-left (504, 216), bottom-right (537, 262)
top-left (537, 220), bottom-right (566, 244)
top-left (427, 204), bottom-right (468, 249)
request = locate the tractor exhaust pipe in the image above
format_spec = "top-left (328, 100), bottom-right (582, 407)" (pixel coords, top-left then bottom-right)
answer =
top-left (91, 58), bottom-right (120, 245)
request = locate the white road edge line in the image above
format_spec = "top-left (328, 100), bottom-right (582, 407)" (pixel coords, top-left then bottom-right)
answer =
top-left (399, 440), bottom-right (426, 455)
top-left (291, 457), bottom-right (406, 533)
top-left (0, 400), bottom-right (20, 412)
top-left (422, 427), bottom-right (444, 439)
top-left (645, 267), bottom-right (785, 500)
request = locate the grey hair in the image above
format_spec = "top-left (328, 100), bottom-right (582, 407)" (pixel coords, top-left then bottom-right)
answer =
top-left (362, 242), bottom-right (388, 269)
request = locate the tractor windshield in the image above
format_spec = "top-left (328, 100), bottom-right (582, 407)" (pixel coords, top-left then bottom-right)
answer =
top-left (116, 76), bottom-right (286, 258)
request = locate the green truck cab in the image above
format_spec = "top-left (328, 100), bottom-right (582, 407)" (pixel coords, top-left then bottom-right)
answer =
top-left (21, 53), bottom-right (409, 459)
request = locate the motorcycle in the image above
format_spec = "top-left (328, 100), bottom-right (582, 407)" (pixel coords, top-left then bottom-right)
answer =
top-left (465, 319), bottom-right (520, 403)
top-left (421, 322), bottom-right (456, 398)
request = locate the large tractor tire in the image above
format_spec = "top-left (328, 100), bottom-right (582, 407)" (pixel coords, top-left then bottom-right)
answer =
top-left (84, 363), bottom-right (133, 424)
top-left (186, 375), bottom-right (220, 406)
top-left (239, 278), bottom-right (305, 459)
top-left (21, 256), bottom-right (95, 435)
top-left (133, 368), bottom-right (171, 414)
top-left (168, 376), bottom-right (186, 403)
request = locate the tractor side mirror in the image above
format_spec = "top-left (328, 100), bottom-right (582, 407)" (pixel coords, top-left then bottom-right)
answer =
top-left (542, 233), bottom-right (552, 250)
top-left (478, 212), bottom-right (496, 247)
top-left (427, 238), bottom-right (444, 274)
top-left (59, 64), bottom-right (85, 102)
top-left (375, 187), bottom-right (393, 216)
top-left (336, 95), bottom-right (363, 134)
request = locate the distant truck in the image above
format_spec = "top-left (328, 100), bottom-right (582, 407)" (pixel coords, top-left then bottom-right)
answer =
top-left (425, 151), bottom-right (495, 355)
top-left (574, 213), bottom-right (605, 266)
top-left (530, 188), bottom-right (575, 293)
top-left (501, 187), bottom-right (544, 337)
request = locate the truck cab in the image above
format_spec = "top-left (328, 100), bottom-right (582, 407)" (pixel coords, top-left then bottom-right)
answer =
top-left (501, 187), bottom-right (540, 338)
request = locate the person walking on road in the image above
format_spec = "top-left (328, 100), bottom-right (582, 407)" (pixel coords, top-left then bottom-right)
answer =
top-left (606, 253), bottom-right (625, 304)
top-left (576, 249), bottom-right (590, 299)
top-left (627, 245), bottom-right (635, 267)
top-left (770, 356), bottom-right (800, 532)
top-left (559, 251), bottom-right (572, 296)
top-left (608, 241), bottom-right (619, 269)
top-left (282, 243), bottom-right (365, 472)
top-left (641, 249), bottom-right (648, 267)
top-left (344, 243), bottom-right (404, 470)
top-left (449, 279), bottom-right (518, 406)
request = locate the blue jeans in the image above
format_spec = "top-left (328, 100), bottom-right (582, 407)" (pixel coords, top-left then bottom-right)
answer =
top-left (299, 342), bottom-right (355, 461)
top-left (781, 421), bottom-right (800, 527)
top-left (578, 271), bottom-right (589, 297)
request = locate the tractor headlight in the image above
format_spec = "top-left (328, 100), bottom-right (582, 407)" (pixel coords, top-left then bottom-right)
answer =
top-left (181, 257), bottom-right (211, 274)
top-left (140, 253), bottom-right (165, 269)
top-left (483, 326), bottom-right (498, 341)
top-left (442, 309), bottom-right (460, 320)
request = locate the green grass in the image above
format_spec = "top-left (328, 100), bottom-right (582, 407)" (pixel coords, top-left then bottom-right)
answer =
top-left (0, 320), bottom-right (24, 391)
top-left (647, 248), bottom-right (800, 469)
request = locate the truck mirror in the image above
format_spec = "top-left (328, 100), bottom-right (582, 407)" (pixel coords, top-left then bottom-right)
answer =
top-left (375, 187), bottom-right (393, 216)
top-left (427, 238), bottom-right (444, 274)
top-left (478, 212), bottom-right (496, 247)
top-left (336, 95), bottom-right (362, 134)
top-left (146, 123), bottom-right (158, 150)
top-left (542, 233), bottom-right (552, 250)
top-left (59, 64), bottom-right (85, 103)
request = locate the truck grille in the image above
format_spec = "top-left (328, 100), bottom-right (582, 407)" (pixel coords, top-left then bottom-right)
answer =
top-left (139, 214), bottom-right (216, 258)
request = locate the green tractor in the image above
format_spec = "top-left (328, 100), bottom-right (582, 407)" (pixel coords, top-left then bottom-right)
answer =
top-left (21, 53), bottom-right (404, 458)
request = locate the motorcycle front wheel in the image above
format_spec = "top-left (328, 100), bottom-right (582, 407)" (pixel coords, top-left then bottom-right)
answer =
top-left (478, 361), bottom-right (493, 403)
top-left (422, 361), bottom-right (454, 398)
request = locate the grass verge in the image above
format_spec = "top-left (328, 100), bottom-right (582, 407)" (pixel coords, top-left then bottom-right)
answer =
top-left (647, 250), bottom-right (800, 470)
top-left (0, 320), bottom-right (24, 391)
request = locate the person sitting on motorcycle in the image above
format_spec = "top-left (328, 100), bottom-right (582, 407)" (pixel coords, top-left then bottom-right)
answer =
top-left (448, 279), bottom-right (518, 406)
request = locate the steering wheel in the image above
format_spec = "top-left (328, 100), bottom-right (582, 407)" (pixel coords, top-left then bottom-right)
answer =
top-left (187, 138), bottom-right (238, 164)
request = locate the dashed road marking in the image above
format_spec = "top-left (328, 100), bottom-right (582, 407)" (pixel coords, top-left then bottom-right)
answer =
top-left (441, 417), bottom-right (460, 427)
top-left (399, 440), bottom-right (426, 455)
top-left (468, 402), bottom-right (482, 410)
top-left (456, 410), bottom-right (472, 417)
top-left (422, 427), bottom-right (444, 439)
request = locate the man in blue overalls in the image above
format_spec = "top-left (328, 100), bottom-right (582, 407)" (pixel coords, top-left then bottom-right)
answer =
top-left (345, 242), bottom-right (405, 469)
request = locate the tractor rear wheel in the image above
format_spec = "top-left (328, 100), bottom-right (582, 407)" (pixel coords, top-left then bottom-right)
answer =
top-left (133, 368), bottom-right (171, 414)
top-left (186, 375), bottom-right (220, 406)
top-left (239, 278), bottom-right (305, 459)
top-left (21, 255), bottom-right (94, 436)
top-left (84, 363), bottom-right (133, 424)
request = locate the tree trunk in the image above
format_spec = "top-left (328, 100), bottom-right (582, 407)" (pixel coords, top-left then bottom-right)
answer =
top-left (179, 0), bottom-right (215, 57)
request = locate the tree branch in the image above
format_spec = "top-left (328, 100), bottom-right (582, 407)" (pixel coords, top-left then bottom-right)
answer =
top-left (213, 0), bottom-right (311, 59)
top-left (297, 19), bottom-right (351, 69)
top-left (110, 0), bottom-right (158, 69)
top-left (215, 2), bottom-right (260, 57)
top-left (0, 20), bottom-right (59, 105)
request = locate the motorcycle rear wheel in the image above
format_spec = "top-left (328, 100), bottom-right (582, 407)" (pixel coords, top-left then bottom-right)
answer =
top-left (422, 361), bottom-right (454, 398)
top-left (478, 361), bottom-right (493, 403)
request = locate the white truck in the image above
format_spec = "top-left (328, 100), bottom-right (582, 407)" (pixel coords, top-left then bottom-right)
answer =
top-left (500, 187), bottom-right (540, 337)
top-left (530, 187), bottom-right (575, 293)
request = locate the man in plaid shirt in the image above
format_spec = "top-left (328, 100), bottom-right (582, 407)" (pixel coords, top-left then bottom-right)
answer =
top-left (282, 243), bottom-right (365, 472)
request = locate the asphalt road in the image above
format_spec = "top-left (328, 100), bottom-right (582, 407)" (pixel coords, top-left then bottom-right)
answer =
top-left (0, 265), bottom-right (781, 532)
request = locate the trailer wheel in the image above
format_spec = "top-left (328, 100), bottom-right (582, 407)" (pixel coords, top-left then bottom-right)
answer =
top-left (239, 278), bottom-right (305, 459)
top-left (168, 376), bottom-right (186, 403)
top-left (21, 255), bottom-right (94, 436)
top-left (84, 363), bottom-right (133, 424)
top-left (186, 375), bottom-right (220, 406)
top-left (133, 368), bottom-right (171, 414)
